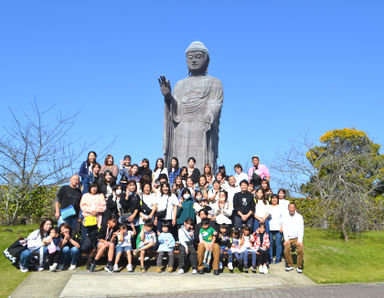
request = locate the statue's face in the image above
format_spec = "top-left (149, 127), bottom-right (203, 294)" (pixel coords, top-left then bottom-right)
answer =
top-left (186, 50), bottom-right (207, 74)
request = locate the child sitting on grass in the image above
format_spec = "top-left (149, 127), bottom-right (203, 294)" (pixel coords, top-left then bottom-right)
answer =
top-left (47, 228), bottom-right (61, 272)
top-left (251, 223), bottom-right (270, 274)
top-left (199, 218), bottom-right (217, 268)
top-left (218, 224), bottom-right (233, 271)
top-left (89, 217), bottom-right (119, 273)
top-left (135, 219), bottom-right (156, 272)
top-left (156, 221), bottom-right (175, 273)
top-left (113, 222), bottom-right (136, 272)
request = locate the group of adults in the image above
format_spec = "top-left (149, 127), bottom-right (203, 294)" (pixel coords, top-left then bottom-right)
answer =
top-left (21, 152), bottom-right (304, 273)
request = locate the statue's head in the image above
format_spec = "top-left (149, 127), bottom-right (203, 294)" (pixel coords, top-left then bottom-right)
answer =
top-left (185, 41), bottom-right (209, 75)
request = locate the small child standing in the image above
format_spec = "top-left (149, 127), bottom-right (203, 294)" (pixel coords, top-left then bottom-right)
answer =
top-left (47, 228), bottom-right (61, 272)
top-left (178, 217), bottom-right (198, 274)
top-left (251, 223), bottom-right (270, 274)
top-left (156, 221), bottom-right (175, 273)
top-left (241, 225), bottom-right (257, 273)
top-left (135, 219), bottom-right (156, 272)
top-left (199, 218), bottom-right (217, 268)
top-left (230, 228), bottom-right (244, 270)
top-left (113, 222), bottom-right (136, 272)
top-left (218, 224), bottom-right (233, 271)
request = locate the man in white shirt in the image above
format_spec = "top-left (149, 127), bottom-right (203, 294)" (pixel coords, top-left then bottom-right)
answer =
top-left (233, 164), bottom-right (248, 187)
top-left (226, 176), bottom-right (240, 206)
top-left (282, 202), bottom-right (304, 273)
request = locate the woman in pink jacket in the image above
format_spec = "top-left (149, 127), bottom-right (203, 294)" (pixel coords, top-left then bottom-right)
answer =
top-left (80, 182), bottom-right (106, 231)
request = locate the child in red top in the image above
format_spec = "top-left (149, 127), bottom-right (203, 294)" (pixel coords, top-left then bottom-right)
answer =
top-left (251, 223), bottom-right (270, 274)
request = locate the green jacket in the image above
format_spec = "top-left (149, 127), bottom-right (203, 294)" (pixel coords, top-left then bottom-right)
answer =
top-left (176, 199), bottom-right (195, 225)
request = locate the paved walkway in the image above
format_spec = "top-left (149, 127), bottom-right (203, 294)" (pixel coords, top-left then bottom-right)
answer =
top-left (11, 263), bottom-right (313, 297)
top-left (146, 283), bottom-right (384, 298)
top-left (10, 262), bottom-right (383, 297)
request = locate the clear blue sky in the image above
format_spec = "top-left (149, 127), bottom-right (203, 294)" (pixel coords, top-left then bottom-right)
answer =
top-left (1, 1), bottom-right (383, 189)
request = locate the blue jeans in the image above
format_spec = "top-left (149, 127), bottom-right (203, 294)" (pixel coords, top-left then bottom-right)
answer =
top-left (269, 231), bottom-right (282, 261)
top-left (61, 246), bottom-right (80, 266)
top-left (19, 246), bottom-right (48, 268)
top-left (233, 252), bottom-right (243, 264)
top-left (243, 248), bottom-right (256, 267)
top-left (234, 215), bottom-right (254, 231)
top-left (116, 245), bottom-right (132, 253)
top-left (220, 246), bottom-right (233, 263)
top-left (58, 216), bottom-right (77, 231)
top-left (253, 217), bottom-right (270, 233)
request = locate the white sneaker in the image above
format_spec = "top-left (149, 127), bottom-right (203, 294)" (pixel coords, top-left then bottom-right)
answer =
top-left (227, 262), bottom-right (233, 271)
top-left (219, 262), bottom-right (223, 270)
top-left (285, 266), bottom-right (294, 271)
top-left (69, 264), bottom-right (76, 270)
top-left (36, 266), bottom-right (44, 272)
top-left (113, 264), bottom-right (119, 272)
top-left (259, 265), bottom-right (264, 274)
top-left (144, 256), bottom-right (149, 261)
top-left (296, 267), bottom-right (303, 273)
top-left (49, 263), bottom-right (58, 272)
top-left (192, 269), bottom-right (197, 274)
top-left (20, 266), bottom-right (29, 273)
top-left (178, 268), bottom-right (184, 274)
top-left (263, 265), bottom-right (268, 274)
top-left (126, 264), bottom-right (133, 272)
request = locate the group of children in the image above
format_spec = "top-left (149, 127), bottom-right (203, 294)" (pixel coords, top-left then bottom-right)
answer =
top-left (88, 215), bottom-right (272, 274)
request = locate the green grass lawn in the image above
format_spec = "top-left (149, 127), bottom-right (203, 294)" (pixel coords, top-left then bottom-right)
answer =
top-left (1, 226), bottom-right (384, 296)
top-left (304, 228), bottom-right (384, 283)
top-left (0, 224), bottom-right (37, 298)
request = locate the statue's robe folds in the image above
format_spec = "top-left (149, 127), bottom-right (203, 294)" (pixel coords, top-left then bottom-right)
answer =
top-left (164, 75), bottom-right (223, 172)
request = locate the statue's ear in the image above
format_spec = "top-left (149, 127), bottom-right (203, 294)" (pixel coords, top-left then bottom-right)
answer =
top-left (204, 55), bottom-right (210, 74)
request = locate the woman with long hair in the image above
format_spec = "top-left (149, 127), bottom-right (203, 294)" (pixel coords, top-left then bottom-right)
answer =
top-left (168, 157), bottom-right (180, 187)
top-left (154, 182), bottom-right (179, 235)
top-left (153, 158), bottom-right (168, 182)
top-left (171, 175), bottom-right (184, 197)
top-left (138, 158), bottom-right (152, 181)
top-left (100, 154), bottom-right (119, 179)
top-left (254, 188), bottom-right (270, 233)
top-left (19, 218), bottom-right (53, 272)
top-left (180, 166), bottom-right (188, 185)
top-left (99, 170), bottom-right (116, 201)
top-left (203, 164), bottom-right (212, 177)
top-left (79, 151), bottom-right (97, 182)
top-left (268, 194), bottom-right (283, 264)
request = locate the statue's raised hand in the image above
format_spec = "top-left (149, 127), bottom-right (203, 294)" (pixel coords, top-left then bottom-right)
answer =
top-left (159, 75), bottom-right (171, 97)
